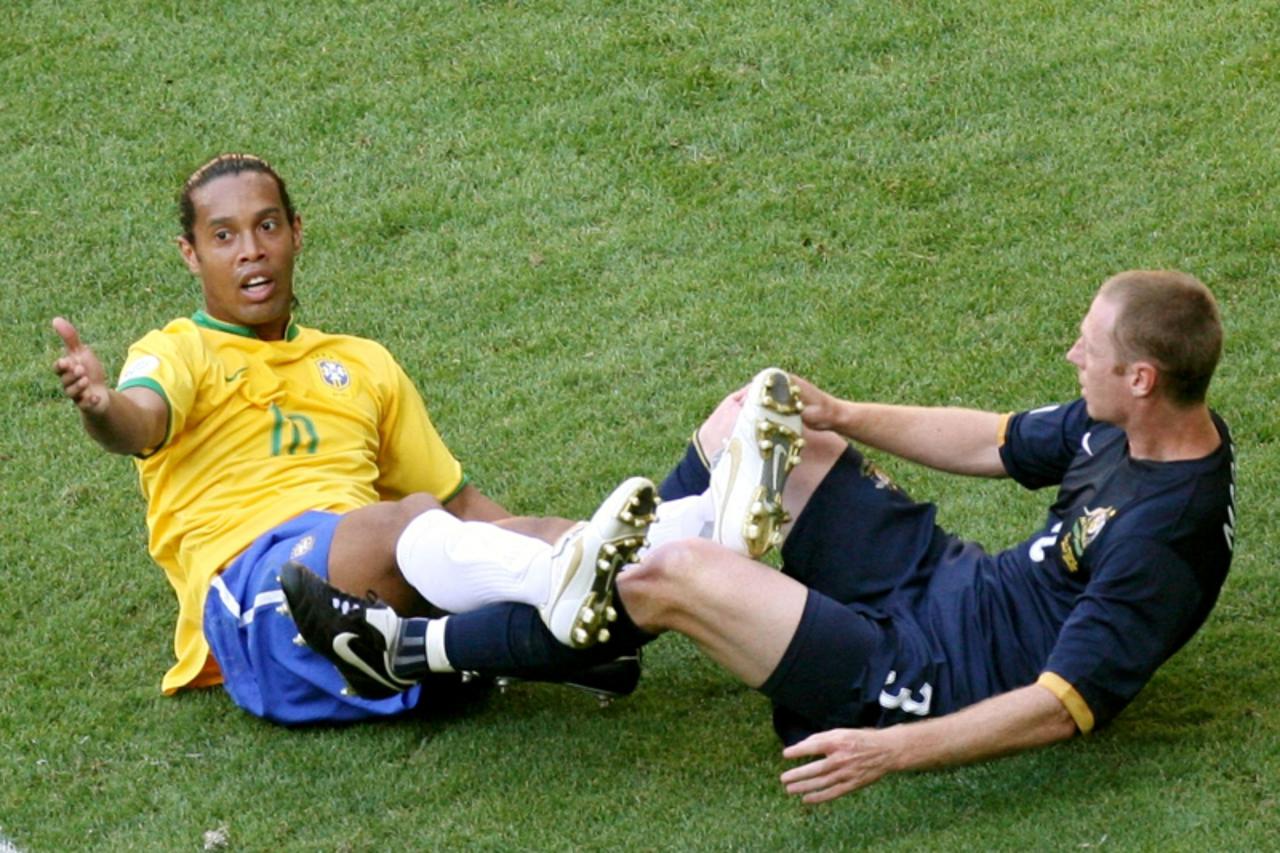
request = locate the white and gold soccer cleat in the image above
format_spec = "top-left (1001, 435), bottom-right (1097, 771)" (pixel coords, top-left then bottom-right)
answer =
top-left (541, 477), bottom-right (658, 649)
top-left (710, 367), bottom-right (805, 559)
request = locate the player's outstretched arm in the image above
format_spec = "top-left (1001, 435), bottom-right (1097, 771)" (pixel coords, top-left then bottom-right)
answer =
top-left (779, 683), bottom-right (1077, 803)
top-left (52, 317), bottom-right (166, 455)
top-left (789, 374), bottom-right (1007, 477)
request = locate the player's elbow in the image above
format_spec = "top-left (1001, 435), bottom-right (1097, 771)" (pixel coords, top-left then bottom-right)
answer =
top-left (1033, 684), bottom-right (1085, 742)
top-left (1046, 702), bottom-right (1080, 742)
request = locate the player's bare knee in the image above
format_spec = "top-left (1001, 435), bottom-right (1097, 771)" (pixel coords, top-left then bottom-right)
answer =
top-left (645, 538), bottom-right (715, 581)
top-left (803, 428), bottom-right (847, 462)
top-left (396, 492), bottom-right (445, 525)
top-left (697, 394), bottom-right (745, 454)
top-left (620, 539), bottom-right (718, 628)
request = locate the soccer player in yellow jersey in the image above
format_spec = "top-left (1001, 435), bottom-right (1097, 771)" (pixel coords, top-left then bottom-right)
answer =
top-left (52, 154), bottom-right (655, 724)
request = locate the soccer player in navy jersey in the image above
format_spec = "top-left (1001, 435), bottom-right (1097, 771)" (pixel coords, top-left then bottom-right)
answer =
top-left (615, 269), bottom-right (1234, 802)
top-left (280, 270), bottom-right (1232, 801)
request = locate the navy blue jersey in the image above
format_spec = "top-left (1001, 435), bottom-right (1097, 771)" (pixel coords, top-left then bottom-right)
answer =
top-left (973, 399), bottom-right (1237, 730)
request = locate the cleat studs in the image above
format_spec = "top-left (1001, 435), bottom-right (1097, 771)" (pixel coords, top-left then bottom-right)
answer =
top-left (341, 687), bottom-right (355, 697)
top-left (598, 558), bottom-right (611, 572)
top-left (461, 671), bottom-right (476, 683)
top-left (597, 696), bottom-right (613, 709)
top-left (292, 634), bottom-right (306, 647)
top-left (759, 439), bottom-right (774, 452)
top-left (495, 676), bottom-right (511, 694)
top-left (597, 628), bottom-right (611, 644)
top-left (573, 627), bottom-right (589, 645)
top-left (746, 523), bottom-right (761, 539)
top-left (605, 606), bottom-right (618, 622)
top-left (603, 543), bottom-right (618, 556)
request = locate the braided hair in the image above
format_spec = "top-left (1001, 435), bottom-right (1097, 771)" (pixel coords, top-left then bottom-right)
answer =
top-left (178, 153), bottom-right (296, 244)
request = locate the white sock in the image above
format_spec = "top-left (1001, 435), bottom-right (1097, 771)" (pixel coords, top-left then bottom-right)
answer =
top-left (395, 510), bottom-right (552, 612)
top-left (640, 491), bottom-right (716, 555)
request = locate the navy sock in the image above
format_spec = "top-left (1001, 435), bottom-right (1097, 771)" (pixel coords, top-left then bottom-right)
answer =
top-left (443, 603), bottom-right (639, 678)
top-left (658, 440), bottom-right (711, 501)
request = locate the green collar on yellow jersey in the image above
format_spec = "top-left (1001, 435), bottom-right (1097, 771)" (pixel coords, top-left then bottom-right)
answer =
top-left (193, 310), bottom-right (300, 342)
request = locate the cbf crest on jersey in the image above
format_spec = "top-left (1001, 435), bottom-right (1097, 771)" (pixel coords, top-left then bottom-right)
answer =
top-left (1061, 506), bottom-right (1116, 573)
top-left (315, 358), bottom-right (351, 391)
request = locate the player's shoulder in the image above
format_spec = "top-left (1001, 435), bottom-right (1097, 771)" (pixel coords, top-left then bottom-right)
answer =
top-left (131, 314), bottom-right (197, 341)
top-left (126, 315), bottom-right (207, 359)
top-left (298, 327), bottom-right (397, 361)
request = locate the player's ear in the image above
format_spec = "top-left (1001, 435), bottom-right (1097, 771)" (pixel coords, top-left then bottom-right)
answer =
top-left (1129, 360), bottom-right (1158, 399)
top-left (177, 236), bottom-right (201, 275)
top-left (291, 214), bottom-right (303, 254)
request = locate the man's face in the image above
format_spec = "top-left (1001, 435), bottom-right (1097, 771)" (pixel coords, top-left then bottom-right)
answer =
top-left (1066, 294), bottom-right (1131, 423)
top-left (178, 171), bottom-right (302, 340)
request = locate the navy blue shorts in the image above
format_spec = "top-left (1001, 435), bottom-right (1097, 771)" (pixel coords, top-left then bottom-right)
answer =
top-left (760, 446), bottom-right (960, 743)
top-left (203, 511), bottom-right (424, 725)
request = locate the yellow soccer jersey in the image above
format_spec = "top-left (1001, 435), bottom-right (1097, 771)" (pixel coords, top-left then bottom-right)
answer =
top-left (116, 311), bottom-right (465, 694)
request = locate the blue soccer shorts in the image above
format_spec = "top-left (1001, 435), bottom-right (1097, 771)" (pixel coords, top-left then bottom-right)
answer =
top-left (202, 510), bottom-right (423, 725)
top-left (760, 445), bottom-right (972, 744)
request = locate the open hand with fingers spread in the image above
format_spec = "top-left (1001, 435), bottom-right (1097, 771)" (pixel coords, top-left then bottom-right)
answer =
top-left (52, 316), bottom-right (110, 414)
top-left (780, 727), bottom-right (898, 803)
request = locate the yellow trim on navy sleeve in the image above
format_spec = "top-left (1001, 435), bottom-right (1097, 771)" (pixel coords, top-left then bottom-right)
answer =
top-left (996, 412), bottom-right (1013, 448)
top-left (691, 428), bottom-right (711, 469)
top-left (1038, 672), bottom-right (1095, 734)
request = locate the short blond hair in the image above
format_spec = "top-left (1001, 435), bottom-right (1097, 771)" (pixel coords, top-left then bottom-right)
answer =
top-left (1100, 270), bottom-right (1222, 405)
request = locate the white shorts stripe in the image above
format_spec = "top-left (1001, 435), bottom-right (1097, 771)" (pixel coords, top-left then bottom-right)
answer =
top-left (210, 575), bottom-right (241, 620)
top-left (209, 575), bottom-right (286, 627)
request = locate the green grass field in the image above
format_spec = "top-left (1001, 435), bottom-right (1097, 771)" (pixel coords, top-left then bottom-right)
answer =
top-left (3, 0), bottom-right (1279, 848)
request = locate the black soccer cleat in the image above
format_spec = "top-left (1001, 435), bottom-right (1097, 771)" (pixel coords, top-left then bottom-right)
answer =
top-left (493, 652), bottom-right (643, 708)
top-left (277, 561), bottom-right (418, 700)
top-left (558, 651), bottom-right (642, 706)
